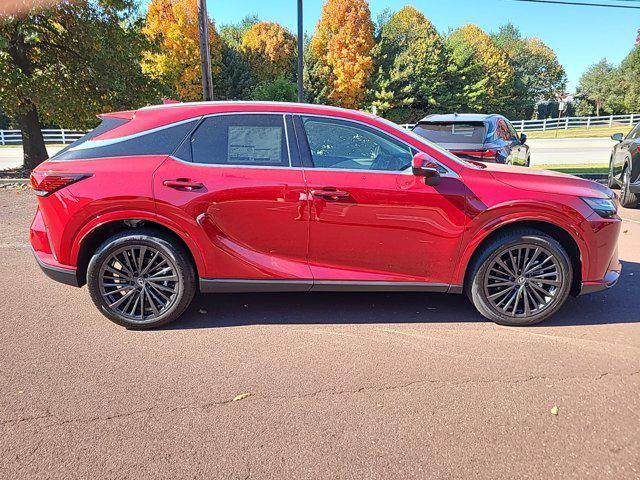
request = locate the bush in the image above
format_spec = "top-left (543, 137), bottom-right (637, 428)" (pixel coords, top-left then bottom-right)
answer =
top-left (250, 75), bottom-right (297, 102)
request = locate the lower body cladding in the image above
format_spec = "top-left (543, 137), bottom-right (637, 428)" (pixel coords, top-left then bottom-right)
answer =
top-left (199, 279), bottom-right (463, 294)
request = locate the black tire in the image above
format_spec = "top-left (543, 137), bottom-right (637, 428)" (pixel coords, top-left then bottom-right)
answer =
top-left (465, 229), bottom-right (573, 326)
top-left (607, 158), bottom-right (619, 189)
top-left (87, 229), bottom-right (196, 329)
top-left (619, 165), bottom-right (638, 209)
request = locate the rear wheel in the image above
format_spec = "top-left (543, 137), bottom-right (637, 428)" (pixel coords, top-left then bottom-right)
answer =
top-left (619, 166), bottom-right (638, 209)
top-left (87, 229), bottom-right (196, 329)
top-left (466, 229), bottom-right (572, 326)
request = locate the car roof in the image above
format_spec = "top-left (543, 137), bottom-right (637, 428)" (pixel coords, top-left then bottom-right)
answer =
top-left (417, 113), bottom-right (501, 123)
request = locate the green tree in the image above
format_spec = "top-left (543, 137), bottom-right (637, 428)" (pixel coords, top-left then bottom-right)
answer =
top-left (577, 59), bottom-right (620, 116)
top-left (492, 23), bottom-right (566, 118)
top-left (0, 0), bottom-right (162, 169)
top-left (371, 6), bottom-right (453, 120)
top-left (251, 74), bottom-right (297, 102)
top-left (446, 24), bottom-right (514, 113)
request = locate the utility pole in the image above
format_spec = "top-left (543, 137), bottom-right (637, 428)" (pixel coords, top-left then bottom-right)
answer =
top-left (197, 0), bottom-right (213, 101)
top-left (297, 0), bottom-right (304, 103)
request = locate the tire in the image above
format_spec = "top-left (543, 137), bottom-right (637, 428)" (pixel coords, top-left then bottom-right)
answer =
top-left (525, 154), bottom-right (531, 167)
top-left (465, 229), bottom-right (573, 326)
top-left (87, 229), bottom-right (196, 329)
top-left (607, 158), bottom-right (619, 189)
top-left (619, 165), bottom-right (639, 209)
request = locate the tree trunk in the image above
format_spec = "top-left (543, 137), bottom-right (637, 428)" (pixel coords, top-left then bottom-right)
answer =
top-left (18, 101), bottom-right (48, 170)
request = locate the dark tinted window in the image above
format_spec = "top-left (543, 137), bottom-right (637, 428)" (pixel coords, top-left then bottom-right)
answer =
top-left (301, 116), bottom-right (413, 171)
top-left (412, 122), bottom-right (486, 144)
top-left (53, 120), bottom-right (197, 161)
top-left (190, 114), bottom-right (289, 167)
top-left (52, 117), bottom-right (128, 159)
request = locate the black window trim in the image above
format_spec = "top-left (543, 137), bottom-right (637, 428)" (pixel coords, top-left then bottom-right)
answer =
top-left (172, 112), bottom-right (296, 169)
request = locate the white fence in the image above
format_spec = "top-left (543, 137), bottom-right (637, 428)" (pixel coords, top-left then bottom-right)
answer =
top-left (2, 113), bottom-right (640, 144)
top-left (402, 113), bottom-right (640, 133)
top-left (0, 129), bottom-right (85, 146)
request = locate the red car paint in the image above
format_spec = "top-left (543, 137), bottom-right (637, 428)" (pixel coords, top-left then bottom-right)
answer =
top-left (30, 102), bottom-right (621, 296)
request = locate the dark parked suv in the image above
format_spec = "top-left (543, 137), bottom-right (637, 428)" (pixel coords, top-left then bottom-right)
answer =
top-left (412, 113), bottom-right (530, 166)
top-left (609, 126), bottom-right (640, 208)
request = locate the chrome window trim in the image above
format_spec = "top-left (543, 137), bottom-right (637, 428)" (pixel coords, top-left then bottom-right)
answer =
top-left (298, 113), bottom-right (459, 179)
top-left (69, 117), bottom-right (201, 152)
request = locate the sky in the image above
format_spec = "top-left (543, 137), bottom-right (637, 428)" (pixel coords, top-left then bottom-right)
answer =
top-left (181, 0), bottom-right (639, 92)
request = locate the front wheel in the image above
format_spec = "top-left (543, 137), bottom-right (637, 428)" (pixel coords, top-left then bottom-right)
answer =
top-left (87, 229), bottom-right (196, 329)
top-left (466, 229), bottom-right (572, 326)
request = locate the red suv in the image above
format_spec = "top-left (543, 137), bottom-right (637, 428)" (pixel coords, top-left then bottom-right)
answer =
top-left (30, 102), bottom-right (621, 329)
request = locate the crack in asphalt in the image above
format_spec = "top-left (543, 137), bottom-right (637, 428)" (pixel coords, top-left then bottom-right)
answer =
top-left (2, 370), bottom-right (638, 429)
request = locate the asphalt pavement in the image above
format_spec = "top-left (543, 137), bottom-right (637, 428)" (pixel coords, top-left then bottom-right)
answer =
top-left (0, 190), bottom-right (639, 479)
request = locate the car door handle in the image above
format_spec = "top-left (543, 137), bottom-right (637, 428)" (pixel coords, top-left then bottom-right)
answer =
top-left (310, 188), bottom-right (350, 201)
top-left (163, 179), bottom-right (204, 190)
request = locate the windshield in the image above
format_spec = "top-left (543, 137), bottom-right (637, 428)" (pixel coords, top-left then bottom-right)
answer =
top-left (375, 116), bottom-right (482, 169)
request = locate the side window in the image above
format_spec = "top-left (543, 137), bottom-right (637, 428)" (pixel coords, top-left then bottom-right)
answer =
top-left (301, 116), bottom-right (413, 171)
top-left (190, 114), bottom-right (289, 167)
top-left (626, 124), bottom-right (640, 140)
top-left (505, 120), bottom-right (520, 141)
top-left (496, 120), bottom-right (511, 141)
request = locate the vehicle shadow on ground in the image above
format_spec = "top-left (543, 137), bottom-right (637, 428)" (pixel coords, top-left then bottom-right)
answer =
top-left (165, 260), bottom-right (640, 330)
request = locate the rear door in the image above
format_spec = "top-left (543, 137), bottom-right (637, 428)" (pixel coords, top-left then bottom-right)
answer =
top-left (296, 115), bottom-right (467, 286)
top-left (153, 113), bottom-right (312, 283)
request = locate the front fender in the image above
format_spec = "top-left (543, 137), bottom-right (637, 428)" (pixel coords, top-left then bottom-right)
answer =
top-left (452, 199), bottom-right (590, 286)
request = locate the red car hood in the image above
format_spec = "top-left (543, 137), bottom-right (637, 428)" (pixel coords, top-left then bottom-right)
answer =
top-left (481, 163), bottom-right (613, 199)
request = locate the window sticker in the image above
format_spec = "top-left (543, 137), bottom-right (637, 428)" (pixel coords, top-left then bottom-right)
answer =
top-left (228, 126), bottom-right (282, 164)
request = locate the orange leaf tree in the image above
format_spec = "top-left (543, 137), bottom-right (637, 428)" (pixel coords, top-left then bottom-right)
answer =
top-left (308, 0), bottom-right (375, 109)
top-left (241, 21), bottom-right (296, 83)
top-left (143, 0), bottom-right (223, 101)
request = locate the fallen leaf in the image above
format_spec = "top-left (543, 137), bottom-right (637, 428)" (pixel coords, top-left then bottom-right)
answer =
top-left (623, 229), bottom-right (629, 234)
top-left (233, 393), bottom-right (252, 402)
top-left (17, 390), bottom-right (24, 395)
top-left (199, 308), bottom-right (207, 314)
top-left (550, 406), bottom-right (559, 416)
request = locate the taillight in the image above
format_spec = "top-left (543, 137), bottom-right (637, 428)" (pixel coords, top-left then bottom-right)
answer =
top-left (452, 149), bottom-right (499, 160)
top-left (30, 172), bottom-right (91, 197)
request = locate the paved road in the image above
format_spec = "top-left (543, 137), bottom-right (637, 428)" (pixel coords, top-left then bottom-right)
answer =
top-left (1, 190), bottom-right (639, 479)
top-left (0, 138), bottom-right (619, 171)
top-left (527, 137), bottom-right (617, 166)
top-left (0, 146), bottom-right (63, 170)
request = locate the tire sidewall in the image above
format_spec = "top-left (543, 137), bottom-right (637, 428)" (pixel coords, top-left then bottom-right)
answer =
top-left (87, 232), bottom-right (195, 329)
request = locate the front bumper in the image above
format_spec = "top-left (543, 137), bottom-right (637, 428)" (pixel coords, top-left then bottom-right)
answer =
top-left (579, 268), bottom-right (620, 295)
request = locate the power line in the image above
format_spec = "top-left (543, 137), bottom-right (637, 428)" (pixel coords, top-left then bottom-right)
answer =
top-left (504, 0), bottom-right (640, 9)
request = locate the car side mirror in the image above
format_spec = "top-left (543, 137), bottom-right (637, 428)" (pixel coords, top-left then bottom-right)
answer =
top-left (611, 133), bottom-right (623, 142)
top-left (520, 133), bottom-right (527, 144)
top-left (412, 153), bottom-right (441, 187)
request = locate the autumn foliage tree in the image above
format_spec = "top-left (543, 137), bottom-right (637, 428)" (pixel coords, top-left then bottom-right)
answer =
top-left (308, 0), bottom-right (375, 109)
top-left (241, 21), bottom-right (296, 83)
top-left (143, 0), bottom-right (223, 101)
top-left (446, 24), bottom-right (514, 113)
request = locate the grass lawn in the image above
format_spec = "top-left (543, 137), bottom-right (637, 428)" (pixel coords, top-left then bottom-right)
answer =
top-left (525, 125), bottom-right (632, 140)
top-left (533, 163), bottom-right (608, 175)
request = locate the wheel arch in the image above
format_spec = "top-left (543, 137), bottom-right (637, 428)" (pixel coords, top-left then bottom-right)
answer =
top-left (460, 219), bottom-right (583, 297)
top-left (73, 216), bottom-right (204, 287)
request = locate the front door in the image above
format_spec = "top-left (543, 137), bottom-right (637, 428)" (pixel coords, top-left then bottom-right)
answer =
top-left (153, 113), bottom-right (312, 284)
top-left (295, 115), bottom-right (467, 287)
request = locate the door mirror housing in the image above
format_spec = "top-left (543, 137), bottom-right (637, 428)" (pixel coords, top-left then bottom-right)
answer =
top-left (520, 133), bottom-right (527, 144)
top-left (412, 153), bottom-right (442, 186)
top-left (611, 133), bottom-right (624, 142)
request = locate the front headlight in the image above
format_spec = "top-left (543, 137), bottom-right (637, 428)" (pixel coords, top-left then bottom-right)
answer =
top-left (581, 196), bottom-right (618, 218)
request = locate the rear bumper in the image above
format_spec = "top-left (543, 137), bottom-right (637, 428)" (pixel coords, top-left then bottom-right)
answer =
top-left (32, 249), bottom-right (80, 287)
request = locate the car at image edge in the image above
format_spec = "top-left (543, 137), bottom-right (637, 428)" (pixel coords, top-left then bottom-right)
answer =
top-left (29, 101), bottom-right (621, 329)
top-left (609, 126), bottom-right (640, 208)
top-left (412, 113), bottom-right (530, 166)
